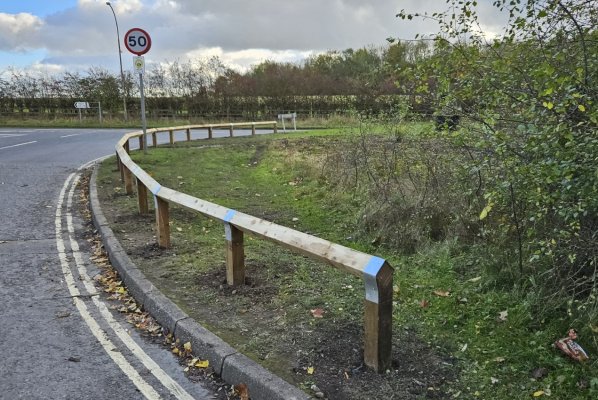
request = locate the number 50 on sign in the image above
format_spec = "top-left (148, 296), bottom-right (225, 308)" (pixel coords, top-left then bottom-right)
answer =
top-left (124, 28), bottom-right (151, 56)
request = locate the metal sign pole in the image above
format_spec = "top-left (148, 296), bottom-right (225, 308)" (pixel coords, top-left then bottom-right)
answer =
top-left (139, 72), bottom-right (148, 155)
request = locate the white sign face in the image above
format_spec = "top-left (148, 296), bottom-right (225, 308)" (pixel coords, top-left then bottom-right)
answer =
top-left (124, 28), bottom-right (152, 56)
top-left (74, 102), bottom-right (90, 109)
top-left (133, 56), bottom-right (145, 75)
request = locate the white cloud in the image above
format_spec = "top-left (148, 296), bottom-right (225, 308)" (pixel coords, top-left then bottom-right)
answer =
top-left (185, 47), bottom-right (315, 72)
top-left (0, 0), bottom-right (509, 73)
top-left (0, 13), bottom-right (43, 51)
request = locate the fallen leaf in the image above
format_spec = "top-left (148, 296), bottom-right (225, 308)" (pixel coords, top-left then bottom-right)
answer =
top-left (172, 348), bottom-right (180, 355)
top-left (419, 299), bottom-right (430, 308)
top-left (433, 290), bottom-right (450, 297)
top-left (176, 227), bottom-right (182, 232)
top-left (460, 343), bottom-right (468, 352)
top-left (234, 383), bottom-right (249, 400)
top-left (533, 390), bottom-right (545, 397)
top-left (310, 308), bottom-right (324, 318)
top-left (195, 359), bottom-right (209, 368)
top-left (494, 357), bottom-right (506, 363)
top-left (498, 310), bottom-right (508, 322)
top-left (183, 342), bottom-right (192, 352)
top-left (467, 276), bottom-right (482, 283)
top-left (307, 366), bottom-right (315, 375)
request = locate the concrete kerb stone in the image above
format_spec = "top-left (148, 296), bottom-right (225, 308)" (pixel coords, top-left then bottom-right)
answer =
top-left (142, 288), bottom-right (189, 334)
top-left (174, 318), bottom-right (238, 375)
top-left (88, 170), bottom-right (110, 228)
top-left (89, 164), bottom-right (310, 400)
top-left (222, 353), bottom-right (310, 400)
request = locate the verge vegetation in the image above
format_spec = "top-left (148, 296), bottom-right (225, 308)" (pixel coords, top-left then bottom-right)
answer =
top-left (97, 121), bottom-right (597, 399)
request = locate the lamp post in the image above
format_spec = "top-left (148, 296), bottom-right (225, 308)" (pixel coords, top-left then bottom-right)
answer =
top-left (106, 1), bottom-right (128, 122)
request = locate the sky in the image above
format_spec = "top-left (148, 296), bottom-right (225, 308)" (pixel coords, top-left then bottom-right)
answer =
top-left (0, 0), bottom-right (508, 75)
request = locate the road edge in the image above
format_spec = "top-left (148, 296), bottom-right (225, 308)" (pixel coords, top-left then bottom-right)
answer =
top-left (89, 164), bottom-right (310, 400)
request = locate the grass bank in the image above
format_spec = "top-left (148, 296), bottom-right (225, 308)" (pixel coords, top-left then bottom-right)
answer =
top-left (96, 126), bottom-right (597, 399)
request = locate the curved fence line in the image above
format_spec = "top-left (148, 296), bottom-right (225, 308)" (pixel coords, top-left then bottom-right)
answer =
top-left (113, 122), bottom-right (393, 372)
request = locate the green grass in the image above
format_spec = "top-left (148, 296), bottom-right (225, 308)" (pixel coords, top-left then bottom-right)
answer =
top-left (98, 125), bottom-right (598, 399)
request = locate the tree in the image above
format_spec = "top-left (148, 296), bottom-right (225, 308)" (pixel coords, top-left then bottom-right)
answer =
top-left (398, 0), bottom-right (597, 316)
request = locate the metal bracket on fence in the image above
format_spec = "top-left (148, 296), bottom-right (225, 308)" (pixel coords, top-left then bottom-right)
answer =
top-left (363, 256), bottom-right (386, 303)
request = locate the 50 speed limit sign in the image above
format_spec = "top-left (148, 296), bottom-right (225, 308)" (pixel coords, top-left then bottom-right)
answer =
top-left (124, 28), bottom-right (151, 56)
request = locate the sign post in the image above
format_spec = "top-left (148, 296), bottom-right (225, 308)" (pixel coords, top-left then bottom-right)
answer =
top-left (124, 28), bottom-right (152, 155)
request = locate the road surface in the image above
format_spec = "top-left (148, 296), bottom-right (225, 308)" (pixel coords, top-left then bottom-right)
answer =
top-left (0, 127), bottom-right (242, 399)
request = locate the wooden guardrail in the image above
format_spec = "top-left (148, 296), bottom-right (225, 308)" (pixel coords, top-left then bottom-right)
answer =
top-left (114, 122), bottom-right (394, 372)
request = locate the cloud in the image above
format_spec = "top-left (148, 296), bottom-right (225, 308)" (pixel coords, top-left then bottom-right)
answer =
top-left (0, 13), bottom-right (43, 51)
top-left (185, 47), bottom-right (315, 72)
top-left (0, 0), bottom-right (507, 72)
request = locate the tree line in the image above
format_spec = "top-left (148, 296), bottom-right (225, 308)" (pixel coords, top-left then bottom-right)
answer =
top-left (0, 41), bottom-right (433, 120)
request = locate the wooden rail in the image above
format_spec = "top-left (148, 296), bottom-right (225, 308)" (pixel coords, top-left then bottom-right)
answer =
top-left (114, 122), bottom-right (393, 372)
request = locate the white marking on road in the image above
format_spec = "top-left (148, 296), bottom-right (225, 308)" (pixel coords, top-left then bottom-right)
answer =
top-left (55, 173), bottom-right (161, 400)
top-left (64, 175), bottom-right (195, 400)
top-left (78, 154), bottom-right (112, 170)
top-left (0, 133), bottom-right (26, 138)
top-left (60, 133), bottom-right (84, 138)
top-left (0, 140), bottom-right (37, 150)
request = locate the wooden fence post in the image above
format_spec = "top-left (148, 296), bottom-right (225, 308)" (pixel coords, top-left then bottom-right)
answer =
top-left (136, 178), bottom-right (149, 214)
top-left (155, 196), bottom-right (170, 248)
top-left (169, 129), bottom-right (174, 146)
top-left (138, 136), bottom-right (144, 150)
top-left (251, 123), bottom-right (256, 136)
top-left (117, 152), bottom-right (124, 182)
top-left (229, 124), bottom-right (234, 137)
top-left (208, 126), bottom-right (213, 139)
top-left (123, 165), bottom-right (134, 195)
top-left (124, 140), bottom-right (130, 155)
top-left (273, 122), bottom-right (278, 134)
top-left (152, 131), bottom-right (157, 147)
top-left (224, 222), bottom-right (245, 285)
top-left (363, 257), bottom-right (393, 372)
top-left (186, 128), bottom-right (191, 141)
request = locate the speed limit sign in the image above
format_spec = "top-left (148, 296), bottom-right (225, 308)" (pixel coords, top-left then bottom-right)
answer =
top-left (124, 28), bottom-right (151, 56)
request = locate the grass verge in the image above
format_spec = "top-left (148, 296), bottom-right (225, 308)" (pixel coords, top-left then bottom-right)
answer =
top-left (96, 127), bottom-right (597, 399)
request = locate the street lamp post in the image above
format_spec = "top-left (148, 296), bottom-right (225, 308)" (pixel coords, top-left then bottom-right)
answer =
top-left (106, 1), bottom-right (128, 122)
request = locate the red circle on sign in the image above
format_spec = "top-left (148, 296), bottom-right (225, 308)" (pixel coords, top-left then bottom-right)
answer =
top-left (124, 28), bottom-right (152, 56)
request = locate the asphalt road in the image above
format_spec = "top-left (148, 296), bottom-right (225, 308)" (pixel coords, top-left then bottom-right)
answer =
top-left (0, 127), bottom-right (240, 399)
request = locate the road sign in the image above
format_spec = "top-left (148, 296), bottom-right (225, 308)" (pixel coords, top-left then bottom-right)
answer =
top-left (124, 28), bottom-right (151, 56)
top-left (74, 102), bottom-right (90, 109)
top-left (133, 56), bottom-right (145, 75)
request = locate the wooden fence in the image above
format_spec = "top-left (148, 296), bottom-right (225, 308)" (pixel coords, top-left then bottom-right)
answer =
top-left (114, 122), bottom-right (394, 372)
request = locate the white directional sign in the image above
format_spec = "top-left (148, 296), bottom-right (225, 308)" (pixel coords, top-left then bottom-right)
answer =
top-left (74, 102), bottom-right (90, 109)
top-left (124, 28), bottom-right (152, 56)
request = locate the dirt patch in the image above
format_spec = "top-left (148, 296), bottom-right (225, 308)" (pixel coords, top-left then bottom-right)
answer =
top-left (196, 263), bottom-right (279, 302)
